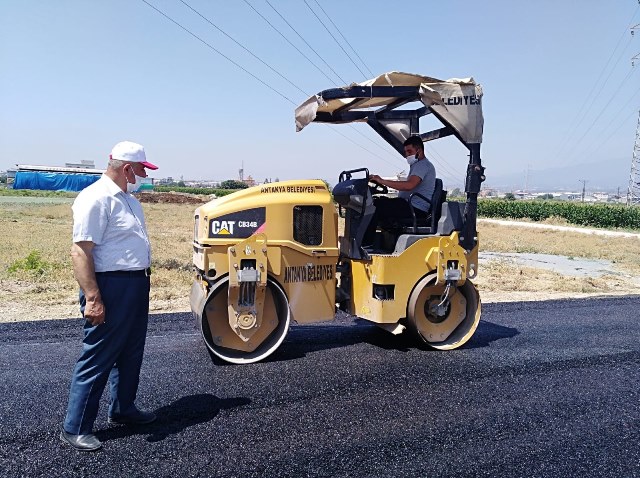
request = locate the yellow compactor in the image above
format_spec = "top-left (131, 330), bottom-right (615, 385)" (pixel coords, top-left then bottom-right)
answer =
top-left (190, 72), bottom-right (486, 364)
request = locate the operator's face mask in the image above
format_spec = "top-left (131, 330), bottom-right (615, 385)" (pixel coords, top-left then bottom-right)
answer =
top-left (406, 154), bottom-right (419, 166)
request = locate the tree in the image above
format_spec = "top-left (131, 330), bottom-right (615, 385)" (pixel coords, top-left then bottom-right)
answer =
top-left (220, 179), bottom-right (249, 190)
top-left (504, 192), bottom-right (516, 201)
top-left (537, 193), bottom-right (554, 200)
top-left (450, 187), bottom-right (462, 197)
top-left (177, 180), bottom-right (186, 187)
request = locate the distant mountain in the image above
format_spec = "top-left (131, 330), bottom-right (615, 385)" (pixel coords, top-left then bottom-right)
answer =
top-left (484, 161), bottom-right (630, 193)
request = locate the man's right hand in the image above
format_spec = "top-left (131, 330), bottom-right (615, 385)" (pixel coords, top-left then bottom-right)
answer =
top-left (71, 241), bottom-right (105, 326)
top-left (84, 297), bottom-right (105, 326)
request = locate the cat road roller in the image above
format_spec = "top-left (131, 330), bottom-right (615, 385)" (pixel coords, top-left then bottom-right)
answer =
top-left (190, 71), bottom-right (486, 364)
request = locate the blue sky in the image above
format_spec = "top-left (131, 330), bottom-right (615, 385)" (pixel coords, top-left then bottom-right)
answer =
top-left (1, 0), bottom-right (639, 191)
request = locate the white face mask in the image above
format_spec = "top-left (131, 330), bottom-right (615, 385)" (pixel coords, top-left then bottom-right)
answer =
top-left (127, 173), bottom-right (144, 194)
top-left (406, 154), bottom-right (419, 166)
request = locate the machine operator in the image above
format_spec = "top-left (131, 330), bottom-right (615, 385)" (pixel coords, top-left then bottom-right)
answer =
top-left (364, 135), bottom-right (437, 246)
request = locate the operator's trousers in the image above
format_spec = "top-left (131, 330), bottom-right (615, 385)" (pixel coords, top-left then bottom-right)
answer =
top-left (63, 272), bottom-right (150, 435)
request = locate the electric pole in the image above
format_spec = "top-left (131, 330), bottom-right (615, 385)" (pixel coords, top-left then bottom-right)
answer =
top-left (579, 179), bottom-right (588, 203)
top-left (628, 20), bottom-right (640, 205)
top-left (633, 23), bottom-right (640, 66)
top-left (627, 110), bottom-right (640, 205)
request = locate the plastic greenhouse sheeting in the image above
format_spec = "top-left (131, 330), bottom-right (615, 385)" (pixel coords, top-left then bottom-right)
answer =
top-left (13, 171), bottom-right (101, 192)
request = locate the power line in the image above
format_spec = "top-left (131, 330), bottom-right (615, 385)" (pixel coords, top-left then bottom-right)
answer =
top-left (573, 37), bottom-right (633, 128)
top-left (249, 0), bottom-right (460, 177)
top-left (264, 0), bottom-right (348, 84)
top-left (311, 0), bottom-right (374, 77)
top-left (141, 0), bottom-right (462, 179)
top-left (177, 0), bottom-right (309, 97)
top-left (424, 144), bottom-right (463, 186)
top-left (302, 0), bottom-right (367, 79)
top-left (323, 125), bottom-right (407, 170)
top-left (564, 67), bottom-right (637, 164)
top-left (552, 36), bottom-right (633, 162)
top-left (242, 0), bottom-right (407, 165)
top-left (424, 144), bottom-right (461, 179)
top-left (140, 0), bottom-right (296, 105)
top-left (549, 4), bottom-right (639, 163)
top-left (346, 125), bottom-right (403, 159)
top-left (580, 83), bottom-right (640, 160)
top-left (340, 130), bottom-right (461, 185)
top-left (139, 0), bottom-right (405, 172)
top-left (599, 106), bottom-right (640, 153)
top-left (179, 0), bottom-right (406, 169)
top-left (245, 0), bottom-right (397, 163)
top-left (265, 1), bottom-right (460, 175)
top-left (242, 0), bottom-right (339, 87)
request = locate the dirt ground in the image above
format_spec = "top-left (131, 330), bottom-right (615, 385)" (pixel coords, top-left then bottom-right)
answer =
top-left (136, 191), bottom-right (212, 205)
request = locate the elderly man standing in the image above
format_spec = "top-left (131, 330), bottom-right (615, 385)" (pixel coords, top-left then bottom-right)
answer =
top-left (60, 141), bottom-right (159, 452)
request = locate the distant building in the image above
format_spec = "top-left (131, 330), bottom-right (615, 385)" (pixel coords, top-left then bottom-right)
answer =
top-left (592, 192), bottom-right (609, 202)
top-left (479, 188), bottom-right (498, 198)
top-left (65, 160), bottom-right (96, 169)
top-left (513, 190), bottom-right (537, 200)
top-left (550, 192), bottom-right (581, 201)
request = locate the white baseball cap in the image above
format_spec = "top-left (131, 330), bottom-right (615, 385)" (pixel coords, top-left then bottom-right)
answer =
top-left (109, 141), bottom-right (158, 170)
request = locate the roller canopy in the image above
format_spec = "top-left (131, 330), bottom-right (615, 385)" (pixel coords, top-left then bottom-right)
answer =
top-left (295, 71), bottom-right (483, 146)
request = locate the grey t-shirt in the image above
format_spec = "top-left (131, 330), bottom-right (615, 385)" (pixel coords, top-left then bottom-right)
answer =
top-left (398, 157), bottom-right (436, 212)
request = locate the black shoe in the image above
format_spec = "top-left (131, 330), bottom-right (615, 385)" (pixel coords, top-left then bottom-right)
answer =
top-left (108, 409), bottom-right (157, 426)
top-left (59, 429), bottom-right (102, 452)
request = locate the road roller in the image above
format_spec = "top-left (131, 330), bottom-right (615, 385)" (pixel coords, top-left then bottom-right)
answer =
top-left (190, 71), bottom-right (486, 364)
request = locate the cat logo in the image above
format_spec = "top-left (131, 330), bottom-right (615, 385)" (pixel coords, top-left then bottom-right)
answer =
top-left (211, 220), bottom-right (235, 235)
top-left (208, 207), bottom-right (266, 238)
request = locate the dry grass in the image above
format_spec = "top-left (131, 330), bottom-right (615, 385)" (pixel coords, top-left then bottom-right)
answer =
top-left (0, 200), bottom-right (199, 322)
top-left (478, 222), bottom-right (640, 273)
top-left (1, 200), bottom-right (639, 322)
top-left (474, 222), bottom-right (640, 301)
top-left (474, 257), bottom-right (638, 302)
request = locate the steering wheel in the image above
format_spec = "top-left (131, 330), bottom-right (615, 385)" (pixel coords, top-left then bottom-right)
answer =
top-left (368, 181), bottom-right (388, 195)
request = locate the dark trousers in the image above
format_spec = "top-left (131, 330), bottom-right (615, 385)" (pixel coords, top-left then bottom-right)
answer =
top-left (63, 274), bottom-right (150, 435)
top-left (363, 197), bottom-right (429, 246)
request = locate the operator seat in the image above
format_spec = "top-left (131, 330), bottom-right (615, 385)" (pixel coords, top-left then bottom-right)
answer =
top-left (403, 178), bottom-right (446, 234)
top-left (379, 178), bottom-right (445, 235)
top-left (370, 179), bottom-right (446, 254)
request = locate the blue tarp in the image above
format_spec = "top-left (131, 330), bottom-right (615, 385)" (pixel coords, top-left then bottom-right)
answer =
top-left (13, 171), bottom-right (101, 192)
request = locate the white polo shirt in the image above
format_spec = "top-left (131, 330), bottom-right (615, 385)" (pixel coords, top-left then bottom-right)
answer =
top-left (72, 174), bottom-right (151, 272)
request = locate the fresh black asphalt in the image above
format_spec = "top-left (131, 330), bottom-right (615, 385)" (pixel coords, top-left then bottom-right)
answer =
top-left (1, 296), bottom-right (639, 477)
